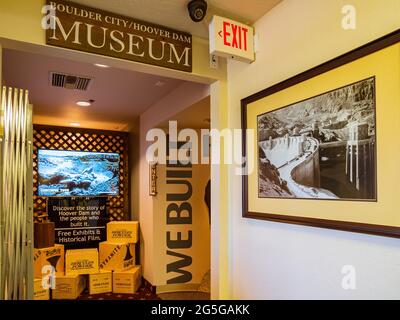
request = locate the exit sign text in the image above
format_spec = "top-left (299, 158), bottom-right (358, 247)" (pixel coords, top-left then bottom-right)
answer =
top-left (209, 15), bottom-right (254, 62)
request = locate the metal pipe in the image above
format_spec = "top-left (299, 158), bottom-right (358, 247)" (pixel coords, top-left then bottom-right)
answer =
top-left (0, 86), bottom-right (5, 300)
top-left (0, 87), bottom-right (33, 299)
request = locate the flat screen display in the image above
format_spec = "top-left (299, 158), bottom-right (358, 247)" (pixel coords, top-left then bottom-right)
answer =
top-left (38, 149), bottom-right (120, 197)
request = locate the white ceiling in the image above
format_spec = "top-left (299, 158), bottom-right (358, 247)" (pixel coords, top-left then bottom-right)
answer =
top-left (73, 0), bottom-right (282, 38)
top-left (3, 49), bottom-right (184, 130)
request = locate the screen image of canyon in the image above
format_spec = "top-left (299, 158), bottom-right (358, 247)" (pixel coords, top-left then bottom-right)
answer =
top-left (258, 77), bottom-right (376, 200)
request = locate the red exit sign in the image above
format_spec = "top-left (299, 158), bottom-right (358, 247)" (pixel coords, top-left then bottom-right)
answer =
top-left (209, 16), bottom-right (254, 62)
top-left (221, 21), bottom-right (249, 51)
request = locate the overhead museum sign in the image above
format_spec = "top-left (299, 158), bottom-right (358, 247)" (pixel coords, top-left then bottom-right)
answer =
top-left (45, 0), bottom-right (192, 72)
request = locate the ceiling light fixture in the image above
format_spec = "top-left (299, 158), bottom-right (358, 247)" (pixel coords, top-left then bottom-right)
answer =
top-left (76, 101), bottom-right (91, 107)
top-left (155, 81), bottom-right (166, 87)
top-left (94, 63), bottom-right (110, 68)
top-left (76, 99), bottom-right (94, 107)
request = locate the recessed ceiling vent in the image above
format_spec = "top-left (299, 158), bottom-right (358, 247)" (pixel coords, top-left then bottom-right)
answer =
top-left (50, 72), bottom-right (93, 91)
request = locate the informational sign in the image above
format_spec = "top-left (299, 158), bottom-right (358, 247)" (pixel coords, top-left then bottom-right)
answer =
top-left (209, 15), bottom-right (254, 62)
top-left (48, 197), bottom-right (108, 249)
top-left (45, 0), bottom-right (192, 72)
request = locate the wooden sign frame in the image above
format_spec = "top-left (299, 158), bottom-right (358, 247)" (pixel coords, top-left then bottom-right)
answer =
top-left (45, 0), bottom-right (193, 72)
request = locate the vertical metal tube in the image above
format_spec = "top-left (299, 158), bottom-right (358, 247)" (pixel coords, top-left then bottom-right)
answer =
top-left (0, 87), bottom-right (33, 300)
top-left (0, 86), bottom-right (5, 300)
top-left (25, 101), bottom-right (34, 300)
top-left (0, 45), bottom-right (2, 294)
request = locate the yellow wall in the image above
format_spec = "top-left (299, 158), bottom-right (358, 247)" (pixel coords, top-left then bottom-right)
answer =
top-left (209, 80), bottom-right (229, 299)
top-left (227, 0), bottom-right (400, 299)
top-left (0, 0), bottom-right (45, 45)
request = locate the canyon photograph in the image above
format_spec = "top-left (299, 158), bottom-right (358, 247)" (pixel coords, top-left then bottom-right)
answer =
top-left (257, 77), bottom-right (377, 201)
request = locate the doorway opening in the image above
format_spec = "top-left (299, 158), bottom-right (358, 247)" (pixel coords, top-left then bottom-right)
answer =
top-left (1, 46), bottom-right (212, 300)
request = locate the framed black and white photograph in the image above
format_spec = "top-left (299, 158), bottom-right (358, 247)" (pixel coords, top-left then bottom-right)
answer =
top-left (257, 77), bottom-right (376, 201)
top-left (241, 30), bottom-right (400, 238)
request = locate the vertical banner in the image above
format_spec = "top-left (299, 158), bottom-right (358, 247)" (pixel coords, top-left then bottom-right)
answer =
top-left (153, 131), bottom-right (211, 289)
top-left (48, 197), bottom-right (108, 249)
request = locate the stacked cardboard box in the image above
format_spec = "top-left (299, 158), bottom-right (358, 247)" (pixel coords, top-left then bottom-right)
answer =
top-left (113, 266), bottom-right (142, 294)
top-left (106, 221), bottom-right (139, 243)
top-left (65, 248), bottom-right (99, 275)
top-left (52, 274), bottom-right (87, 300)
top-left (88, 270), bottom-right (112, 295)
top-left (99, 242), bottom-right (135, 272)
top-left (34, 278), bottom-right (50, 300)
top-left (34, 243), bottom-right (65, 300)
top-left (34, 220), bottom-right (141, 299)
top-left (34, 244), bottom-right (65, 279)
top-left (99, 221), bottom-right (142, 294)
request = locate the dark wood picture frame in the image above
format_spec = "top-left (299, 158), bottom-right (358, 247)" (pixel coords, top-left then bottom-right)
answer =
top-left (241, 29), bottom-right (400, 238)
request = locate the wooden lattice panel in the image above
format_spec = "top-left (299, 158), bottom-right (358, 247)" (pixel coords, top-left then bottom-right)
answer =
top-left (33, 125), bottom-right (129, 222)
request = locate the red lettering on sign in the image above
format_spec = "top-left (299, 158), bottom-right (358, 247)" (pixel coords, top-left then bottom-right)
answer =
top-left (231, 24), bottom-right (238, 48)
top-left (242, 27), bottom-right (248, 51)
top-left (219, 21), bottom-right (250, 52)
top-left (223, 21), bottom-right (230, 46)
top-left (238, 26), bottom-right (242, 50)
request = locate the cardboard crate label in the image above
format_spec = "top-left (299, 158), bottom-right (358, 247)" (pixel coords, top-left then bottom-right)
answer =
top-left (89, 271), bottom-right (112, 295)
top-left (52, 275), bottom-right (87, 300)
top-left (34, 244), bottom-right (65, 278)
top-left (70, 259), bottom-right (95, 271)
top-left (99, 242), bottom-right (135, 271)
top-left (66, 248), bottom-right (99, 275)
top-left (106, 221), bottom-right (139, 243)
top-left (113, 266), bottom-right (141, 294)
top-left (34, 279), bottom-right (50, 300)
